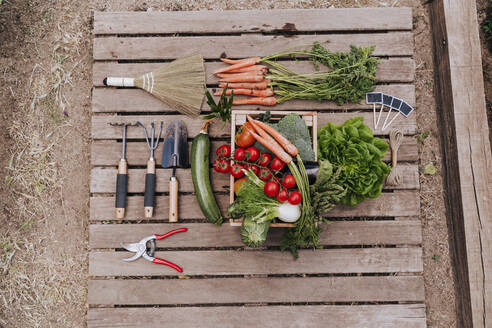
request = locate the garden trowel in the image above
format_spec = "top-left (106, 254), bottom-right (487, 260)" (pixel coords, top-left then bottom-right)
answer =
top-left (162, 120), bottom-right (189, 222)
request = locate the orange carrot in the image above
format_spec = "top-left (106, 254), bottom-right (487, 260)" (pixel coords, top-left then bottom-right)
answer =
top-left (219, 81), bottom-right (270, 89)
top-left (247, 124), bottom-right (292, 164)
top-left (232, 96), bottom-right (277, 106)
top-left (248, 117), bottom-right (298, 156)
top-left (220, 58), bottom-right (248, 65)
top-left (220, 75), bottom-right (264, 83)
top-left (216, 71), bottom-right (263, 79)
top-left (227, 65), bottom-right (268, 73)
top-left (213, 57), bottom-right (260, 74)
top-left (214, 88), bottom-right (274, 97)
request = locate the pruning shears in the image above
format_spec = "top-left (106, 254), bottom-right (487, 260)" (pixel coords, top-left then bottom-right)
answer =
top-left (120, 228), bottom-right (188, 272)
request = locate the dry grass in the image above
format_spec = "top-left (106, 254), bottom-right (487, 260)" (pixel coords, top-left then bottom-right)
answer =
top-left (0, 23), bottom-right (86, 327)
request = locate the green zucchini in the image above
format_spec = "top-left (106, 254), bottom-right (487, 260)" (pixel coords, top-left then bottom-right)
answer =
top-left (191, 121), bottom-right (223, 225)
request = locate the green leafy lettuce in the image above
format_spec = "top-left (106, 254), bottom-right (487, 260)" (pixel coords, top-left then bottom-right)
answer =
top-left (317, 117), bottom-right (390, 206)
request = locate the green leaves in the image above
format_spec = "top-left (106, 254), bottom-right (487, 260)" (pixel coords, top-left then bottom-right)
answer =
top-left (424, 163), bottom-right (437, 175)
top-left (263, 43), bottom-right (379, 105)
top-left (318, 117), bottom-right (390, 206)
top-left (202, 85), bottom-right (233, 127)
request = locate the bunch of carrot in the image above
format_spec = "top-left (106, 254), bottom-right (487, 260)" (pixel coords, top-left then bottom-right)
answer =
top-left (213, 57), bottom-right (277, 106)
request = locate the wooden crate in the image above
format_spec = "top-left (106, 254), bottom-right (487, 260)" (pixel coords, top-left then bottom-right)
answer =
top-left (229, 110), bottom-right (317, 227)
top-left (89, 8), bottom-right (426, 328)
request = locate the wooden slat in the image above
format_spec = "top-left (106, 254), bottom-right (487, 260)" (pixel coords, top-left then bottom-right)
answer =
top-left (91, 111), bottom-right (417, 139)
top-left (92, 58), bottom-right (415, 86)
top-left (91, 84), bottom-right (416, 113)
top-left (430, 1), bottom-right (492, 327)
top-left (90, 164), bottom-right (419, 193)
top-left (88, 304), bottom-right (426, 328)
top-left (90, 137), bottom-right (418, 166)
top-left (93, 33), bottom-right (413, 60)
top-left (94, 8), bottom-right (412, 35)
top-left (88, 276), bottom-right (424, 305)
top-left (89, 248), bottom-right (422, 276)
top-left (89, 220), bottom-right (422, 248)
top-left (90, 191), bottom-right (419, 221)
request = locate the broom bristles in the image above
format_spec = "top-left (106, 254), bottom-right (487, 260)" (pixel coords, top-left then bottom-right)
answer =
top-left (134, 54), bottom-right (205, 117)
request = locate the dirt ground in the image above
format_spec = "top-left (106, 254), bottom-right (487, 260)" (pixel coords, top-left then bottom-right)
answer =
top-left (0, 0), bottom-right (460, 327)
top-left (477, 0), bottom-right (492, 146)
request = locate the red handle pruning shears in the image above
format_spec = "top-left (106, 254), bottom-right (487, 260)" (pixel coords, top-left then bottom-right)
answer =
top-left (120, 228), bottom-right (187, 272)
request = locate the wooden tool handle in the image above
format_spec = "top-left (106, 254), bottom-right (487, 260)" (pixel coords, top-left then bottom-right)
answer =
top-left (115, 159), bottom-right (128, 219)
top-left (169, 177), bottom-right (179, 222)
top-left (144, 159), bottom-right (156, 218)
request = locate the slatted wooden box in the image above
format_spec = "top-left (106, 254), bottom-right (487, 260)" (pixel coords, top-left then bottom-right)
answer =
top-left (229, 110), bottom-right (317, 227)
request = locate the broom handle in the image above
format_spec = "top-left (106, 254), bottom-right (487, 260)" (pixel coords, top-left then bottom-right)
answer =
top-left (103, 77), bottom-right (135, 87)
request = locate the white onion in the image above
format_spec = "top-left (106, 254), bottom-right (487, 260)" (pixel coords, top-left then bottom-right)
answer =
top-left (277, 202), bottom-right (301, 223)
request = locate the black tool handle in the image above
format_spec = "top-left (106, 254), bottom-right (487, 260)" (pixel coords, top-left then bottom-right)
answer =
top-left (115, 159), bottom-right (128, 219)
top-left (144, 159), bottom-right (156, 218)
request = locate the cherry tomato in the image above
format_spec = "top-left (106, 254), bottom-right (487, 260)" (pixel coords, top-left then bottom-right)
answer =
top-left (216, 144), bottom-right (231, 158)
top-left (230, 163), bottom-right (245, 178)
top-left (264, 180), bottom-right (279, 197)
top-left (269, 157), bottom-right (285, 171)
top-left (281, 174), bottom-right (296, 189)
top-left (234, 148), bottom-right (246, 161)
top-left (276, 188), bottom-right (289, 202)
top-left (235, 122), bottom-right (256, 148)
top-left (234, 177), bottom-right (248, 195)
top-left (246, 164), bottom-right (259, 176)
top-left (245, 146), bottom-right (260, 162)
top-left (213, 159), bottom-right (229, 173)
top-left (288, 190), bottom-right (302, 205)
top-left (257, 153), bottom-right (272, 167)
top-left (258, 168), bottom-right (272, 181)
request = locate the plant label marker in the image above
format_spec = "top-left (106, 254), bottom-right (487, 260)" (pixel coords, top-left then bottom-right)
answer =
top-left (366, 92), bottom-right (383, 128)
top-left (382, 100), bottom-right (414, 131)
top-left (382, 97), bottom-right (403, 131)
top-left (376, 94), bottom-right (393, 129)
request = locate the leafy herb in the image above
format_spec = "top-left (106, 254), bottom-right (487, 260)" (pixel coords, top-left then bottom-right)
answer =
top-left (260, 42), bottom-right (379, 105)
top-left (280, 159), bottom-right (346, 258)
top-left (202, 85), bottom-right (233, 127)
top-left (318, 117), bottom-right (390, 206)
top-left (253, 114), bottom-right (315, 162)
top-left (482, 2), bottom-right (492, 51)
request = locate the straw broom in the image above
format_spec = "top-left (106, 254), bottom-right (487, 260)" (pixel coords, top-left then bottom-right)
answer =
top-left (103, 54), bottom-right (205, 117)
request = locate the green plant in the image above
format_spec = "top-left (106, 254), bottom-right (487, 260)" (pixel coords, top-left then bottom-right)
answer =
top-left (417, 131), bottom-right (430, 144)
top-left (202, 85), bottom-right (233, 128)
top-left (483, 2), bottom-right (492, 51)
top-left (261, 42), bottom-right (379, 105)
top-left (318, 117), bottom-right (390, 205)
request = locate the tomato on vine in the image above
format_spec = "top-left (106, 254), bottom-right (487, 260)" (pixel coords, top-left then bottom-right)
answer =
top-left (245, 146), bottom-right (260, 162)
top-left (216, 144), bottom-right (231, 158)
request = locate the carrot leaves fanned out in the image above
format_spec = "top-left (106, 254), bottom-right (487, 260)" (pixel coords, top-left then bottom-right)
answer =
top-left (202, 85), bottom-right (233, 128)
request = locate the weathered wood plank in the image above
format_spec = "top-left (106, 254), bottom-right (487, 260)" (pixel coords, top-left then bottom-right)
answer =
top-left (89, 247), bottom-right (423, 276)
top-left (93, 33), bottom-right (413, 60)
top-left (91, 84), bottom-right (415, 113)
top-left (92, 58), bottom-right (415, 87)
top-left (88, 276), bottom-right (424, 305)
top-left (90, 191), bottom-right (420, 221)
top-left (93, 8), bottom-right (412, 35)
top-left (430, 0), bottom-right (492, 327)
top-left (90, 137), bottom-right (418, 166)
top-left (88, 304), bottom-right (426, 328)
top-left (91, 111), bottom-right (417, 139)
top-left (89, 164), bottom-right (419, 193)
top-left (89, 220), bottom-right (422, 248)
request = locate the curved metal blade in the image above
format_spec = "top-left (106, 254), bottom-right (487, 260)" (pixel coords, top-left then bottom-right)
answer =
top-left (162, 120), bottom-right (189, 169)
top-left (122, 251), bottom-right (144, 262)
top-left (121, 242), bottom-right (145, 262)
top-left (120, 242), bottom-right (139, 253)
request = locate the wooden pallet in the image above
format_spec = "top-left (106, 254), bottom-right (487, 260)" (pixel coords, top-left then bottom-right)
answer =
top-left (89, 8), bottom-right (425, 328)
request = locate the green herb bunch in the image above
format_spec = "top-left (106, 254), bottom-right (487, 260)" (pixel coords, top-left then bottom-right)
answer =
top-left (260, 42), bottom-right (379, 105)
top-left (202, 85), bottom-right (233, 127)
top-left (318, 117), bottom-right (390, 206)
top-left (280, 159), bottom-right (346, 258)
